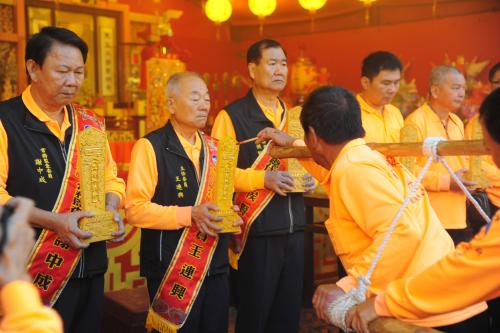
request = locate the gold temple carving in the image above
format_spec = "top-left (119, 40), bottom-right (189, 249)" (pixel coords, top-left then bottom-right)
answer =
top-left (78, 127), bottom-right (117, 243)
top-left (214, 136), bottom-right (240, 233)
top-left (287, 106), bottom-right (307, 192)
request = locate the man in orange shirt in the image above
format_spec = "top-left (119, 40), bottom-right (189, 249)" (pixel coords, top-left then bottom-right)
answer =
top-left (357, 51), bottom-right (404, 144)
top-left (0, 197), bottom-right (62, 333)
top-left (257, 86), bottom-right (488, 331)
top-left (211, 39), bottom-right (312, 333)
top-left (0, 27), bottom-right (126, 332)
top-left (347, 88), bottom-right (500, 333)
top-left (126, 71), bottom-right (290, 333)
top-left (404, 65), bottom-right (474, 245)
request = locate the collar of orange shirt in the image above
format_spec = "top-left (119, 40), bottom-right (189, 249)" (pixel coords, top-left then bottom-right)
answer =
top-left (421, 102), bottom-right (463, 129)
top-left (356, 94), bottom-right (388, 116)
top-left (21, 86), bottom-right (71, 142)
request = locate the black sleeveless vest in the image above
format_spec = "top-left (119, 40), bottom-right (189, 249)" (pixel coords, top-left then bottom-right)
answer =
top-left (140, 121), bottom-right (228, 278)
top-left (224, 90), bottom-right (305, 236)
top-left (0, 96), bottom-right (107, 278)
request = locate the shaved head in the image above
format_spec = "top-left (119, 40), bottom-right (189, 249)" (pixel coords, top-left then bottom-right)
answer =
top-left (429, 65), bottom-right (463, 91)
top-left (165, 71), bottom-right (205, 99)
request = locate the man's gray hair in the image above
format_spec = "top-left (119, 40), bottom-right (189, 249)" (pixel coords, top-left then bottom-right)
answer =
top-left (165, 71), bottom-right (204, 99)
top-left (428, 65), bottom-right (463, 90)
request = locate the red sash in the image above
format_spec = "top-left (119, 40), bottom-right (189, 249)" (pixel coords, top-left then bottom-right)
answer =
top-left (228, 142), bottom-right (286, 269)
top-left (146, 134), bottom-right (219, 333)
top-left (26, 104), bottom-right (105, 306)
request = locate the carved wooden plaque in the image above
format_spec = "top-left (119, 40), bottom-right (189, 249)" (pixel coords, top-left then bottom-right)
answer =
top-left (400, 125), bottom-right (418, 173)
top-left (287, 106), bottom-right (306, 192)
top-left (78, 127), bottom-right (117, 243)
top-left (214, 136), bottom-right (240, 233)
top-left (465, 120), bottom-right (488, 189)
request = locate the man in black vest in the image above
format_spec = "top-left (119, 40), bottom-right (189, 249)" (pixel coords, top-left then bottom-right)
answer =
top-left (126, 71), bottom-right (288, 332)
top-left (212, 39), bottom-right (311, 333)
top-left (0, 27), bottom-right (126, 333)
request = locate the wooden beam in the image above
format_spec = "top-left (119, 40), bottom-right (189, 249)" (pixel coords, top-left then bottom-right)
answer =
top-left (270, 140), bottom-right (489, 159)
top-left (369, 318), bottom-right (442, 333)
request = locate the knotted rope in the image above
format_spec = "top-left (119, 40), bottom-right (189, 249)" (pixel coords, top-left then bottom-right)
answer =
top-left (326, 137), bottom-right (492, 331)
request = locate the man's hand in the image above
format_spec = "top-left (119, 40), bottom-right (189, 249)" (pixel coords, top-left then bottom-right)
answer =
top-left (106, 193), bottom-right (125, 243)
top-left (232, 205), bottom-right (243, 231)
top-left (228, 204), bottom-right (243, 252)
top-left (256, 127), bottom-right (296, 147)
top-left (106, 206), bottom-right (126, 243)
top-left (451, 167), bottom-right (477, 191)
top-left (0, 197), bottom-right (35, 287)
top-left (53, 211), bottom-right (94, 249)
top-left (303, 173), bottom-right (316, 192)
top-left (264, 171), bottom-right (295, 196)
top-left (192, 203), bottom-right (223, 237)
top-left (346, 297), bottom-right (379, 333)
top-left (312, 283), bottom-right (346, 322)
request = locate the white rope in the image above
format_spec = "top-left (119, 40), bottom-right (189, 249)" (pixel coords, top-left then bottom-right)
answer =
top-left (326, 137), bottom-right (493, 331)
top-left (439, 158), bottom-right (492, 229)
top-left (326, 138), bottom-right (438, 331)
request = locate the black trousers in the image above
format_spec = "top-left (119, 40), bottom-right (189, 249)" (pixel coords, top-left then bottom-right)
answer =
top-left (435, 310), bottom-right (490, 333)
top-left (235, 232), bottom-right (304, 333)
top-left (146, 272), bottom-right (229, 333)
top-left (53, 274), bottom-right (104, 333)
top-left (487, 297), bottom-right (500, 331)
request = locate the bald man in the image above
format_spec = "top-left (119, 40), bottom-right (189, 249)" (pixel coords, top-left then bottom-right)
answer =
top-left (126, 71), bottom-right (286, 333)
top-left (404, 65), bottom-right (473, 245)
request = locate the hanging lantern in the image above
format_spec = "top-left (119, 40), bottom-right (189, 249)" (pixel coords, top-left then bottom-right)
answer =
top-left (248, 0), bottom-right (276, 35)
top-left (205, 0), bottom-right (232, 24)
top-left (298, 0), bottom-right (327, 14)
top-left (432, 0), bottom-right (438, 17)
top-left (359, 0), bottom-right (376, 25)
top-left (248, 0), bottom-right (277, 18)
top-left (298, 0), bottom-right (327, 32)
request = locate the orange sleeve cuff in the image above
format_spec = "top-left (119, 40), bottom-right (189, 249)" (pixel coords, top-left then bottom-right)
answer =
top-left (176, 206), bottom-right (192, 228)
top-left (2, 281), bottom-right (43, 313)
top-left (336, 276), bottom-right (357, 293)
top-left (374, 294), bottom-right (392, 317)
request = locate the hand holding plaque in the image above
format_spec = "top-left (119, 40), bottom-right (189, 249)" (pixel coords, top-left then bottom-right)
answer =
top-left (77, 127), bottom-right (118, 243)
top-left (286, 106), bottom-right (307, 192)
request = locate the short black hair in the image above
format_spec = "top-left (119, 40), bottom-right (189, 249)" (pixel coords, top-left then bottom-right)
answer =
top-left (300, 86), bottom-right (365, 144)
top-left (488, 62), bottom-right (500, 83)
top-left (246, 39), bottom-right (286, 64)
top-left (479, 88), bottom-right (500, 144)
top-left (362, 51), bottom-right (402, 80)
top-left (25, 26), bottom-right (88, 68)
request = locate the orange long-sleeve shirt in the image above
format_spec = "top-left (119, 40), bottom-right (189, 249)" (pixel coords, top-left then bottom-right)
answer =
top-left (301, 138), bottom-right (486, 327)
top-left (464, 114), bottom-right (500, 207)
top-left (404, 103), bottom-right (468, 229)
top-left (376, 210), bottom-right (500, 320)
top-left (357, 94), bottom-right (404, 144)
top-left (0, 281), bottom-right (62, 332)
top-left (0, 87), bottom-right (125, 205)
top-left (125, 126), bottom-right (265, 230)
